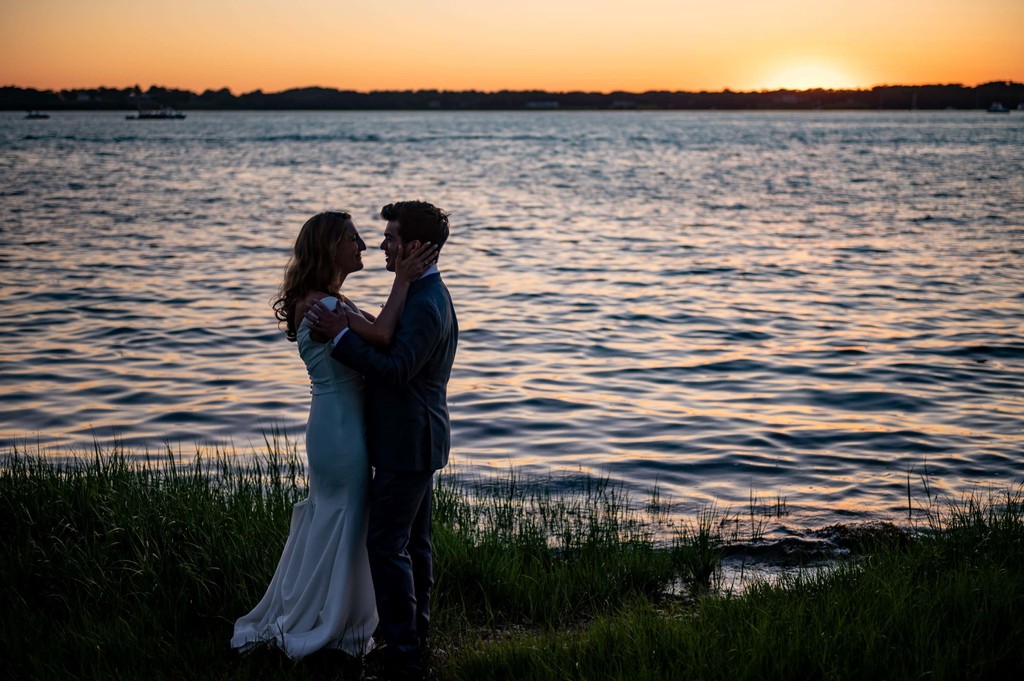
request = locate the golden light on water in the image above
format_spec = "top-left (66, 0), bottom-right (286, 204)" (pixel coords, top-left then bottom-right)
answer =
top-left (2, 105), bottom-right (1022, 528)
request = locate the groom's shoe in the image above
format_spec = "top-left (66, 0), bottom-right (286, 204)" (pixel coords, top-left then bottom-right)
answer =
top-left (303, 648), bottom-right (362, 678)
top-left (365, 644), bottom-right (426, 681)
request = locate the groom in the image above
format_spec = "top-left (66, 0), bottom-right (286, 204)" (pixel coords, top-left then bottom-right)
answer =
top-left (308, 201), bottom-right (458, 674)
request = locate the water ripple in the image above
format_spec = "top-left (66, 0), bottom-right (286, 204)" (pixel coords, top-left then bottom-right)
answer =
top-left (2, 110), bottom-right (1023, 532)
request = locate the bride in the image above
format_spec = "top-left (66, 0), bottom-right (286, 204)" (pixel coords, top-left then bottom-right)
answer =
top-left (231, 210), bottom-right (437, 658)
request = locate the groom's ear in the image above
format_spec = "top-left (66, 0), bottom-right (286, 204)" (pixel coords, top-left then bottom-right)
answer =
top-left (405, 239), bottom-right (423, 253)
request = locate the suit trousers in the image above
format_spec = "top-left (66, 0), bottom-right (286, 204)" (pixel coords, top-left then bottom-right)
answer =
top-left (367, 468), bottom-right (434, 658)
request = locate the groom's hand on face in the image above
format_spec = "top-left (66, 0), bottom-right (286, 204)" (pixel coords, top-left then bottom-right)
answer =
top-left (305, 299), bottom-right (348, 342)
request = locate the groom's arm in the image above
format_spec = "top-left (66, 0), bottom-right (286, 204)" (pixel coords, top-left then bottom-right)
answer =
top-left (330, 296), bottom-right (441, 387)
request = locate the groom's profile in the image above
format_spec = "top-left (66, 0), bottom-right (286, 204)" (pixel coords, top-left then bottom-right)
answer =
top-left (309, 200), bottom-right (457, 675)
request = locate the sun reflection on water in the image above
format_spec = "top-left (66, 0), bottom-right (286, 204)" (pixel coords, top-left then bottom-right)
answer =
top-left (1, 110), bottom-right (1023, 533)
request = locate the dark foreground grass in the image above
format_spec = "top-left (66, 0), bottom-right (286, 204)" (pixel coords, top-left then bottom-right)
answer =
top-left (2, 442), bottom-right (1022, 680)
top-left (453, 495), bottom-right (1024, 680)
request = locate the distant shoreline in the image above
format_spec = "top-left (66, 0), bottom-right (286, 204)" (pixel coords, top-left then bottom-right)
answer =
top-left (4, 82), bottom-right (1023, 112)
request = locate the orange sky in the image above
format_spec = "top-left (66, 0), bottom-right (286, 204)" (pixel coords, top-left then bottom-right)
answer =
top-left (2, 1), bottom-right (1022, 92)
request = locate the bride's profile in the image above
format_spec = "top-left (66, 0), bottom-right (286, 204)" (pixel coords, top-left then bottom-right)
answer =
top-left (231, 210), bottom-right (436, 659)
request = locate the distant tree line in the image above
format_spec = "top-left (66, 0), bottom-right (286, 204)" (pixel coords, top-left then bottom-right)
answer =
top-left (4, 82), bottom-right (1023, 111)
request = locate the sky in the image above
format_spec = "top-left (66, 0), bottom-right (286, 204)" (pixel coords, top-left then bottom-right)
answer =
top-left (2, 0), bottom-right (1022, 93)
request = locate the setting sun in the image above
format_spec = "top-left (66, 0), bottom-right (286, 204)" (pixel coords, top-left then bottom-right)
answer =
top-left (1, 1), bottom-right (1022, 92)
top-left (756, 60), bottom-right (866, 91)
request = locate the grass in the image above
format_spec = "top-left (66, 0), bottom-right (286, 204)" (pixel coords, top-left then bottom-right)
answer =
top-left (1, 438), bottom-right (1022, 680)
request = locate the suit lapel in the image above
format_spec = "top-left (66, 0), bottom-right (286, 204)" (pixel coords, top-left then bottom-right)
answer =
top-left (409, 272), bottom-right (440, 297)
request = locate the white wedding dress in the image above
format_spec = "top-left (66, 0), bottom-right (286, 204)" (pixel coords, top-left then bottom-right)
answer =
top-left (232, 297), bottom-right (378, 658)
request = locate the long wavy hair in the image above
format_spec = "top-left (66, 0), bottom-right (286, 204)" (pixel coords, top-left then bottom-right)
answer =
top-left (272, 211), bottom-right (351, 342)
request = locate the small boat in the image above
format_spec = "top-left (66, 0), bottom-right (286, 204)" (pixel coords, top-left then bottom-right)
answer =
top-left (24, 111), bottom-right (50, 119)
top-left (986, 102), bottom-right (1010, 114)
top-left (126, 107), bottom-right (186, 120)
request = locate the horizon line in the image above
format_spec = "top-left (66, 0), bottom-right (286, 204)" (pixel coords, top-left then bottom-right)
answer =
top-left (5, 80), bottom-right (1023, 96)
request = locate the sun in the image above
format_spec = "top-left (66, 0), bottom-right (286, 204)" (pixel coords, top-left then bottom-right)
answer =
top-left (757, 60), bottom-right (863, 91)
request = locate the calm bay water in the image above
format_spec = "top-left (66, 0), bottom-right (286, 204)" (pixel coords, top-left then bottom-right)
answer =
top-left (1, 110), bottom-right (1022, 532)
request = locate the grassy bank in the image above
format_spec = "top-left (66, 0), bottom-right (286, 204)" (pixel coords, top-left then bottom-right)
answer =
top-left (1, 441), bottom-right (1022, 680)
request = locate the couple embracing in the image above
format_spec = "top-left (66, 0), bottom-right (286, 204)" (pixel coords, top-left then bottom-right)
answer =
top-left (231, 201), bottom-right (458, 677)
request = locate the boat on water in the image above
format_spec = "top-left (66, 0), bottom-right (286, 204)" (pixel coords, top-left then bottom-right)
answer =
top-left (126, 107), bottom-right (186, 120)
top-left (986, 102), bottom-right (1010, 114)
top-left (24, 111), bottom-right (50, 119)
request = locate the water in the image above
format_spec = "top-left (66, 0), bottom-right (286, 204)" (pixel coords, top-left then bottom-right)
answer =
top-left (2, 110), bottom-right (1023, 533)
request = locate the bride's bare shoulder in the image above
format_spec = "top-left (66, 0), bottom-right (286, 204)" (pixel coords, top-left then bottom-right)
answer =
top-left (295, 291), bottom-right (335, 320)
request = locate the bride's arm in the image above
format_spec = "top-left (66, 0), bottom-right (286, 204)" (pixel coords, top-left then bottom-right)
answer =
top-left (345, 241), bottom-right (437, 347)
top-left (296, 292), bottom-right (334, 343)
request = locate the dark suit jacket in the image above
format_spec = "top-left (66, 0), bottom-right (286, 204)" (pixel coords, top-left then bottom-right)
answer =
top-left (332, 273), bottom-right (458, 472)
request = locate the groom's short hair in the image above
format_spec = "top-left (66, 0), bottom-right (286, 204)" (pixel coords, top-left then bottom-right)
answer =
top-left (381, 201), bottom-right (450, 251)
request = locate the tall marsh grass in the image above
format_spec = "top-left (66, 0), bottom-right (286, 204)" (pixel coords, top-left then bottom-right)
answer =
top-left (451, 484), bottom-right (1024, 681)
top-left (2, 439), bottom-right (1022, 680)
top-left (0, 440), bottom-right (309, 679)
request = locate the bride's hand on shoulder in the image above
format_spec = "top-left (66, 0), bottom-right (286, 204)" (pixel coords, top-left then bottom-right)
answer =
top-left (395, 241), bottom-right (438, 284)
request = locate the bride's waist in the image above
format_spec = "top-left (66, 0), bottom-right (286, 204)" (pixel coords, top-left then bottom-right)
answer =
top-left (309, 377), bottom-right (364, 395)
